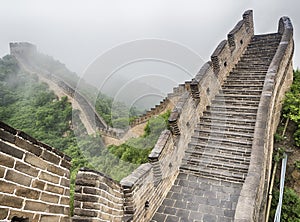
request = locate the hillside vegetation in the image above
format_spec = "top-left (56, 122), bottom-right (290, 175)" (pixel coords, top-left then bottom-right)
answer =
top-left (0, 54), bottom-right (169, 214)
top-left (23, 51), bottom-right (142, 128)
top-left (269, 70), bottom-right (300, 221)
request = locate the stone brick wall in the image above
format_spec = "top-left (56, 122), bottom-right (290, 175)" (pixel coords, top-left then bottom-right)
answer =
top-left (130, 83), bottom-right (187, 128)
top-left (234, 16), bottom-right (294, 222)
top-left (120, 130), bottom-right (178, 221)
top-left (0, 121), bottom-right (71, 222)
top-left (73, 168), bottom-right (124, 222)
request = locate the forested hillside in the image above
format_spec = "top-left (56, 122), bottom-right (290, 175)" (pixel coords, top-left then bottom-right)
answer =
top-left (0, 54), bottom-right (169, 214)
top-left (22, 50), bottom-right (143, 128)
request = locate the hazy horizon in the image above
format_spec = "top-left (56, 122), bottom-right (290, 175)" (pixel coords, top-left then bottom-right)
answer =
top-left (0, 0), bottom-right (299, 108)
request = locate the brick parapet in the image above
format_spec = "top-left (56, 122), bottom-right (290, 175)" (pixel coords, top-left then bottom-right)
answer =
top-left (0, 121), bottom-right (71, 221)
top-left (73, 168), bottom-right (124, 222)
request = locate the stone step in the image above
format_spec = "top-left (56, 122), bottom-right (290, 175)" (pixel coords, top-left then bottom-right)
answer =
top-left (183, 155), bottom-right (250, 170)
top-left (246, 44), bottom-right (280, 49)
top-left (203, 111), bottom-right (257, 120)
top-left (226, 76), bottom-right (266, 81)
top-left (232, 68), bottom-right (268, 73)
top-left (222, 85), bottom-right (263, 90)
top-left (197, 124), bottom-right (254, 134)
top-left (180, 164), bottom-right (246, 183)
top-left (188, 142), bottom-right (252, 156)
top-left (191, 134), bottom-right (253, 146)
top-left (199, 116), bottom-right (256, 128)
top-left (212, 99), bottom-right (260, 107)
top-left (194, 128), bottom-right (254, 140)
top-left (215, 93), bottom-right (261, 100)
top-left (224, 80), bottom-right (265, 85)
top-left (230, 70), bottom-right (267, 74)
top-left (222, 89), bottom-right (262, 95)
top-left (198, 119), bottom-right (255, 131)
top-left (235, 65), bottom-right (270, 70)
top-left (242, 51), bottom-right (277, 57)
top-left (207, 105), bottom-right (258, 113)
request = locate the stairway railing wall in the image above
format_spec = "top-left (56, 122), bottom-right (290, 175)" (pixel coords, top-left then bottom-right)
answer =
top-left (234, 16), bottom-right (294, 222)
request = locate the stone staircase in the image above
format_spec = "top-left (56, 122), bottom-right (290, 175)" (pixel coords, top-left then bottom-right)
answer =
top-left (180, 33), bottom-right (281, 184)
top-left (151, 33), bottom-right (281, 221)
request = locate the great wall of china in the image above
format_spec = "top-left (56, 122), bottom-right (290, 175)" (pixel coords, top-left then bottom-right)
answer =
top-left (9, 42), bottom-right (186, 145)
top-left (0, 10), bottom-right (294, 221)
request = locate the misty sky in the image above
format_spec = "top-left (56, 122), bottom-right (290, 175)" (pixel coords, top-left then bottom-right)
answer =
top-left (0, 0), bottom-right (299, 96)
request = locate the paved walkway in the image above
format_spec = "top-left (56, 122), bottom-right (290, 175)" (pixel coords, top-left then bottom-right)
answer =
top-left (151, 173), bottom-right (242, 222)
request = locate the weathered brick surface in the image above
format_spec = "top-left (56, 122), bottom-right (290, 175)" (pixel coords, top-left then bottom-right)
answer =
top-left (5, 169), bottom-right (32, 186)
top-left (15, 136), bottom-right (42, 156)
top-left (74, 169), bottom-right (124, 221)
top-left (15, 160), bottom-right (39, 177)
top-left (24, 152), bottom-right (47, 169)
top-left (39, 171), bottom-right (60, 184)
top-left (0, 207), bottom-right (9, 219)
top-left (40, 192), bottom-right (60, 203)
top-left (0, 121), bottom-right (71, 221)
top-left (0, 166), bottom-right (5, 178)
top-left (15, 187), bottom-right (40, 199)
top-left (0, 194), bottom-right (24, 208)
top-left (0, 152), bottom-right (15, 168)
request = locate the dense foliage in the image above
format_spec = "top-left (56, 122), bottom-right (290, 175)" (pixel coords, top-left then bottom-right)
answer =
top-left (270, 187), bottom-right (300, 221)
top-left (108, 110), bottom-right (170, 164)
top-left (283, 69), bottom-right (300, 146)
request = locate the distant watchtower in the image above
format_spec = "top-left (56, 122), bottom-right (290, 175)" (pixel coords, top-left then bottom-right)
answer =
top-left (9, 42), bottom-right (37, 57)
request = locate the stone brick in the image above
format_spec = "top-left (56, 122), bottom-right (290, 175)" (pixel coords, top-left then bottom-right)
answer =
top-left (64, 188), bottom-right (70, 196)
top-left (45, 183), bottom-right (64, 195)
top-left (24, 200), bottom-right (48, 212)
top-left (0, 180), bottom-right (16, 193)
top-left (83, 202), bottom-right (99, 210)
top-left (76, 178), bottom-right (97, 187)
top-left (15, 187), bottom-right (40, 199)
top-left (8, 210), bottom-right (35, 221)
top-left (41, 150), bottom-right (60, 165)
top-left (47, 163), bottom-right (65, 176)
top-left (60, 216), bottom-right (71, 222)
top-left (0, 152), bottom-right (15, 168)
top-left (49, 205), bottom-right (65, 214)
top-left (39, 171), bottom-right (60, 184)
top-left (0, 128), bottom-right (16, 143)
top-left (83, 187), bottom-right (97, 195)
top-left (15, 137), bottom-right (42, 156)
top-left (15, 161), bottom-right (39, 177)
top-left (61, 159), bottom-right (71, 170)
top-left (40, 192), bottom-right (60, 204)
top-left (0, 166), bottom-right (6, 178)
top-left (60, 196), bottom-right (70, 205)
top-left (75, 209), bottom-right (97, 217)
top-left (60, 177), bottom-right (70, 187)
top-left (31, 179), bottom-right (46, 190)
top-left (25, 153), bottom-right (47, 170)
top-left (40, 215), bottom-right (60, 222)
top-left (0, 141), bottom-right (24, 159)
top-left (0, 194), bottom-right (23, 208)
top-left (0, 207), bottom-right (9, 219)
top-left (5, 169), bottom-right (32, 186)
top-left (74, 194), bottom-right (99, 202)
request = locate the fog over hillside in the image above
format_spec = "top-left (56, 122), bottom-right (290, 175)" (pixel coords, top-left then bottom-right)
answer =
top-left (0, 0), bottom-right (299, 108)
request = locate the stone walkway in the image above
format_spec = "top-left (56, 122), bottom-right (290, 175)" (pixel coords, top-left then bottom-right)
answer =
top-left (151, 173), bottom-right (242, 222)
